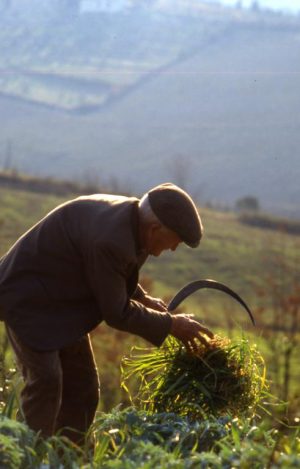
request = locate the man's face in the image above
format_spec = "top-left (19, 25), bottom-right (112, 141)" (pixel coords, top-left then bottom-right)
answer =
top-left (146, 224), bottom-right (182, 257)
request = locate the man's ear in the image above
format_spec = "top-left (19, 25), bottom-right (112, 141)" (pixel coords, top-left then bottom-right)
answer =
top-left (148, 223), bottom-right (161, 237)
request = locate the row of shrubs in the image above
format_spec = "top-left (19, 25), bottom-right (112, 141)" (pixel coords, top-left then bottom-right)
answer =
top-left (238, 212), bottom-right (300, 236)
top-left (0, 170), bottom-right (103, 197)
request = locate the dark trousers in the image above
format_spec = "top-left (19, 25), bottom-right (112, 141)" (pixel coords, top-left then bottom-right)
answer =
top-left (6, 326), bottom-right (100, 446)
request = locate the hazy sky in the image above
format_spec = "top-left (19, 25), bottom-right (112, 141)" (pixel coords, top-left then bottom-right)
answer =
top-left (217, 0), bottom-right (300, 13)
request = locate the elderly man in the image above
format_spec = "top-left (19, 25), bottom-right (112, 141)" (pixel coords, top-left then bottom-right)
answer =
top-left (0, 182), bottom-right (213, 445)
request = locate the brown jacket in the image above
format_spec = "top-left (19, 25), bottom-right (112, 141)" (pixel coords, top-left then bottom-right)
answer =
top-left (0, 194), bottom-right (172, 351)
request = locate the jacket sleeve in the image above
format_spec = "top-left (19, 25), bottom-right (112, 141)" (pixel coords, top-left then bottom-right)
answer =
top-left (86, 241), bottom-right (172, 346)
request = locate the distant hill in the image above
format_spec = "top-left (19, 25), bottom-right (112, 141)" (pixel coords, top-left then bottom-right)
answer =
top-left (0, 5), bottom-right (299, 217)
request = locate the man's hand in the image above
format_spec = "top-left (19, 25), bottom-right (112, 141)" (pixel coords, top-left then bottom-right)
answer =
top-left (170, 313), bottom-right (214, 353)
top-left (141, 294), bottom-right (167, 312)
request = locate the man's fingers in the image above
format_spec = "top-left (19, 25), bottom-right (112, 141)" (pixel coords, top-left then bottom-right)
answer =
top-left (176, 314), bottom-right (214, 339)
top-left (185, 341), bottom-right (194, 354)
top-left (186, 338), bottom-right (201, 354)
top-left (186, 335), bottom-right (208, 354)
top-left (195, 323), bottom-right (214, 339)
top-left (195, 333), bottom-right (210, 348)
top-left (156, 299), bottom-right (168, 311)
top-left (170, 314), bottom-right (214, 350)
top-left (152, 299), bottom-right (167, 312)
top-left (156, 299), bottom-right (166, 306)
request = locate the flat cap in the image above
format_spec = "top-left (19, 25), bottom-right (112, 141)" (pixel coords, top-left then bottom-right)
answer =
top-left (148, 182), bottom-right (203, 248)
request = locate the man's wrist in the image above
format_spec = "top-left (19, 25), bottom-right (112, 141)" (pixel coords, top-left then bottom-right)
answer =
top-left (170, 315), bottom-right (178, 336)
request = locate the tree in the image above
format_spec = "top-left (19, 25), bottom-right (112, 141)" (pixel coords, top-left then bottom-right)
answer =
top-left (235, 196), bottom-right (260, 212)
top-left (3, 140), bottom-right (13, 172)
top-left (251, 1), bottom-right (260, 12)
top-left (254, 242), bottom-right (300, 412)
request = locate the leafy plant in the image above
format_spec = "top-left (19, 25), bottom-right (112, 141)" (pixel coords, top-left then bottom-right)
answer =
top-left (0, 415), bottom-right (85, 468)
top-left (121, 336), bottom-right (266, 419)
top-left (90, 408), bottom-right (300, 468)
top-left (0, 406), bottom-right (299, 468)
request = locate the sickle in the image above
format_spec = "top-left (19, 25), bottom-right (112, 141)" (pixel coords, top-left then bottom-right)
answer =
top-left (167, 279), bottom-right (255, 326)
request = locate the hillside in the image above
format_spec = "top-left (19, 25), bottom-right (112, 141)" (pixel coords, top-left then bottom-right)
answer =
top-left (0, 4), bottom-right (299, 217)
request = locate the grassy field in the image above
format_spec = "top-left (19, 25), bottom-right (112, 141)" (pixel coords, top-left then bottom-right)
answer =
top-left (0, 184), bottom-right (299, 411)
top-left (0, 183), bottom-right (299, 466)
top-left (1, 185), bottom-right (298, 317)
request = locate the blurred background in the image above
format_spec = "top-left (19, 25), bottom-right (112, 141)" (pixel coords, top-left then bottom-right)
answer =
top-left (0, 0), bottom-right (299, 418)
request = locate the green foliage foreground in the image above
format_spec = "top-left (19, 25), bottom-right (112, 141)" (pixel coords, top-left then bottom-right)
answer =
top-left (121, 336), bottom-right (266, 419)
top-left (0, 409), bottom-right (299, 468)
top-left (0, 337), bottom-right (299, 468)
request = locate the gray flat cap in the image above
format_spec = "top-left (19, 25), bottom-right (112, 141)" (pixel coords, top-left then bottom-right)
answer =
top-left (148, 182), bottom-right (203, 248)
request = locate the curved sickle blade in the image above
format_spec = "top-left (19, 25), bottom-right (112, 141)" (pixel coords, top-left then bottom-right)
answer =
top-left (167, 279), bottom-right (255, 326)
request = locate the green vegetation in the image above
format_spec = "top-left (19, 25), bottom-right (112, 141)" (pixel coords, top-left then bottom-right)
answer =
top-left (0, 183), bottom-right (299, 467)
top-left (89, 408), bottom-right (300, 469)
top-left (122, 336), bottom-right (266, 419)
top-left (0, 356), bottom-right (299, 467)
top-left (238, 212), bottom-right (300, 236)
top-left (0, 170), bottom-right (106, 197)
top-left (0, 322), bottom-right (299, 467)
top-left (0, 186), bottom-right (65, 253)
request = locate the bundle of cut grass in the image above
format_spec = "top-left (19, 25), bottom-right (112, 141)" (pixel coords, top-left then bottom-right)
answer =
top-left (121, 336), bottom-right (266, 419)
